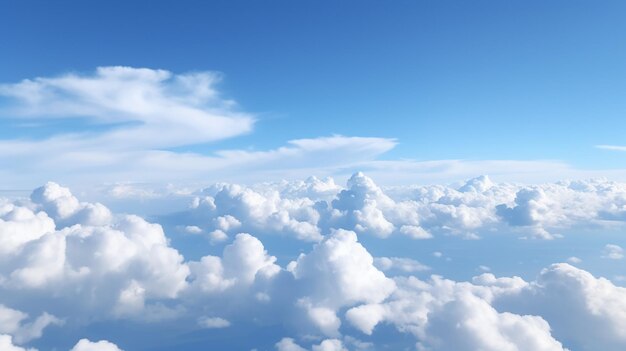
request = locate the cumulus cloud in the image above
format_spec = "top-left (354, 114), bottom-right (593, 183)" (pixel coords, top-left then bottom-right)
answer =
top-left (276, 338), bottom-right (307, 351)
top-left (70, 339), bottom-right (124, 351)
top-left (419, 291), bottom-right (568, 351)
top-left (169, 173), bottom-right (626, 242)
top-left (289, 229), bottom-right (396, 308)
top-left (0, 305), bottom-right (62, 344)
top-left (602, 244), bottom-right (624, 260)
top-left (188, 233), bottom-right (279, 294)
top-left (498, 263), bottom-right (626, 351)
top-left (2, 180), bottom-right (626, 350)
top-left (343, 260), bottom-right (626, 351)
top-left (275, 338), bottom-right (347, 351)
top-left (311, 339), bottom-right (347, 351)
top-left (346, 272), bottom-right (566, 351)
top-left (0, 335), bottom-right (35, 351)
top-left (0, 182), bottom-right (190, 325)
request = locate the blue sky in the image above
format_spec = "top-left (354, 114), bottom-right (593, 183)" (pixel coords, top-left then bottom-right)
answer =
top-left (2, 2), bottom-right (626, 351)
top-left (2, 0), bottom-right (626, 179)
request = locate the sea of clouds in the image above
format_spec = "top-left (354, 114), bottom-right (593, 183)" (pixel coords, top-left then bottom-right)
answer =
top-left (1, 173), bottom-right (626, 350)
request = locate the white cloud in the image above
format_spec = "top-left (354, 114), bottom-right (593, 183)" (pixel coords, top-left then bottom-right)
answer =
top-left (169, 173), bottom-right (626, 242)
top-left (274, 338), bottom-right (347, 351)
top-left (602, 244), bottom-right (624, 260)
top-left (70, 339), bottom-right (124, 351)
top-left (2, 180), bottom-right (626, 350)
top-left (0, 66), bottom-right (253, 148)
top-left (374, 257), bottom-right (429, 273)
top-left (344, 263), bottom-right (626, 351)
top-left (0, 183), bottom-right (190, 324)
top-left (276, 338), bottom-right (307, 351)
top-left (289, 229), bottom-right (396, 309)
top-left (197, 316), bottom-right (231, 329)
top-left (566, 256), bottom-right (582, 264)
top-left (311, 339), bottom-right (347, 351)
top-left (596, 145), bottom-right (626, 152)
top-left (496, 263), bottom-right (626, 351)
top-left (419, 291), bottom-right (567, 351)
top-left (0, 335), bottom-right (36, 351)
top-left (0, 305), bottom-right (61, 344)
top-left (188, 233), bottom-right (280, 294)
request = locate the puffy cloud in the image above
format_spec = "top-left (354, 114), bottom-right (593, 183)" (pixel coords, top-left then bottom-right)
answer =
top-left (70, 339), bottom-right (124, 351)
top-left (0, 183), bottom-right (190, 323)
top-left (0, 304), bottom-right (61, 345)
top-left (345, 304), bottom-right (386, 335)
top-left (498, 264), bottom-right (626, 351)
top-left (0, 204), bottom-right (54, 255)
top-left (344, 261), bottom-right (626, 351)
top-left (284, 229), bottom-right (395, 336)
top-left (188, 233), bottom-right (279, 294)
top-left (30, 182), bottom-right (112, 227)
top-left (566, 256), bottom-right (582, 264)
top-left (311, 339), bottom-right (347, 351)
top-left (197, 316), bottom-right (231, 329)
top-left (276, 338), bottom-right (307, 351)
top-left (419, 291), bottom-right (567, 351)
top-left (171, 173), bottom-right (626, 242)
top-left (346, 274), bottom-right (565, 351)
top-left (0, 335), bottom-right (35, 351)
top-left (289, 229), bottom-right (395, 309)
top-left (3, 180), bottom-right (626, 350)
top-left (182, 183), bottom-right (323, 242)
top-left (602, 244), bottom-right (624, 260)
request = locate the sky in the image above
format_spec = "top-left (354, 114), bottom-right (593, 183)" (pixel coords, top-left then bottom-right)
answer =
top-left (2, 0), bottom-right (626, 188)
top-left (1, 1), bottom-right (626, 351)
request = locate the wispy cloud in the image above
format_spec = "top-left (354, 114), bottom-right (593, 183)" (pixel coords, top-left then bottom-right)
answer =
top-left (0, 68), bottom-right (401, 187)
top-left (595, 145), bottom-right (626, 152)
top-left (0, 66), bottom-right (254, 149)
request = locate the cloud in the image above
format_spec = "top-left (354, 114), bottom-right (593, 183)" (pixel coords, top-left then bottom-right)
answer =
top-left (373, 257), bottom-right (429, 274)
top-left (275, 338), bottom-right (347, 351)
top-left (0, 68), bottom-right (400, 187)
top-left (289, 229), bottom-right (396, 308)
top-left (345, 262), bottom-right (626, 351)
top-left (168, 173), bottom-right (626, 242)
top-left (0, 66), bottom-right (253, 148)
top-left (276, 338), bottom-right (307, 351)
top-left (2, 180), bottom-right (626, 350)
top-left (566, 256), bottom-right (582, 264)
top-left (602, 244), bottom-right (624, 260)
top-left (70, 339), bottom-right (124, 351)
top-left (0, 182), bottom-right (190, 324)
top-left (497, 264), bottom-right (626, 351)
top-left (0, 305), bottom-right (62, 344)
top-left (311, 339), bottom-right (348, 351)
top-left (3, 68), bottom-right (626, 189)
top-left (596, 145), bottom-right (626, 152)
top-left (0, 335), bottom-right (35, 351)
top-left (197, 316), bottom-right (231, 329)
top-left (419, 290), bottom-right (568, 351)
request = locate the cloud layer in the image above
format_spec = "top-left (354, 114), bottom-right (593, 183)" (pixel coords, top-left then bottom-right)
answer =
top-left (170, 172), bottom-right (626, 241)
top-left (0, 179), bottom-right (625, 350)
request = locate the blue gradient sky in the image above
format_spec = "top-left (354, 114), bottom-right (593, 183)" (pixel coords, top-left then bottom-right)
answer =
top-left (1, 0), bottom-right (626, 172)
